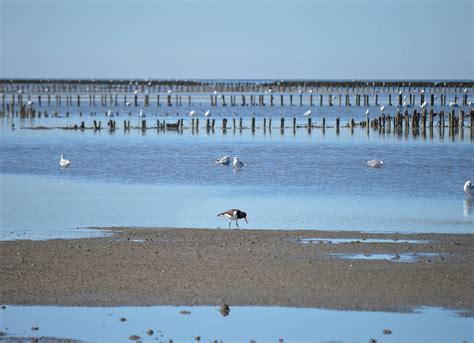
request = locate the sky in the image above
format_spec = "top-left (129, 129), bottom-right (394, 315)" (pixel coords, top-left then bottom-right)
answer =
top-left (1, 0), bottom-right (473, 80)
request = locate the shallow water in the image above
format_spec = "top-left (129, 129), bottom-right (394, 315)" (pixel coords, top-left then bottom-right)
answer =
top-left (298, 238), bottom-right (429, 244)
top-left (331, 252), bottom-right (441, 263)
top-left (0, 109), bottom-right (473, 240)
top-left (1, 305), bottom-right (472, 342)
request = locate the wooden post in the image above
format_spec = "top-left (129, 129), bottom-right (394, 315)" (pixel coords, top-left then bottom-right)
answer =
top-left (222, 118), bottom-right (227, 130)
top-left (459, 109), bottom-right (464, 129)
top-left (336, 117), bottom-right (340, 131)
top-left (308, 117), bottom-right (312, 132)
top-left (251, 117), bottom-right (256, 131)
top-left (239, 117), bottom-right (243, 130)
top-left (470, 110), bottom-right (474, 138)
top-left (319, 95), bottom-right (323, 106)
top-left (280, 94), bottom-right (284, 106)
top-left (280, 117), bottom-right (285, 130)
top-left (141, 120), bottom-right (146, 131)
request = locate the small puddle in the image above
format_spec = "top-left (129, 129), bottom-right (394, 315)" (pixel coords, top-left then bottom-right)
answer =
top-left (0, 228), bottom-right (111, 241)
top-left (0, 305), bottom-right (471, 342)
top-left (298, 238), bottom-right (429, 244)
top-left (332, 253), bottom-right (442, 263)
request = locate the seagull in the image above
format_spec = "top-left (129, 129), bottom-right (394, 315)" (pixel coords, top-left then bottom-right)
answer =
top-left (449, 102), bottom-right (459, 107)
top-left (233, 157), bottom-right (246, 169)
top-left (189, 110), bottom-right (196, 116)
top-left (217, 209), bottom-right (248, 229)
top-left (106, 110), bottom-right (114, 117)
top-left (464, 181), bottom-right (473, 197)
top-left (302, 110), bottom-right (312, 117)
top-left (215, 155), bottom-right (231, 166)
top-left (167, 90), bottom-right (172, 94)
top-left (27, 100), bottom-right (33, 106)
top-left (139, 109), bottom-right (145, 118)
top-left (60, 154), bottom-right (71, 168)
top-left (365, 108), bottom-right (370, 116)
top-left (126, 101), bottom-right (132, 106)
top-left (365, 159), bottom-right (384, 168)
top-left (204, 110), bottom-right (211, 117)
top-left (379, 105), bottom-right (385, 112)
top-left (420, 101), bottom-right (427, 108)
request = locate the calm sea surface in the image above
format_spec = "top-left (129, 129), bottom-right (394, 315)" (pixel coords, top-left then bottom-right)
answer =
top-left (0, 102), bottom-right (473, 239)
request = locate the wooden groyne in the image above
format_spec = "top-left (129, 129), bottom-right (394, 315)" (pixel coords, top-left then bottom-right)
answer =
top-left (14, 109), bottom-right (474, 140)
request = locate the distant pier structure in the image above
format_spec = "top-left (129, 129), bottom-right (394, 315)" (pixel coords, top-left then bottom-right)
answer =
top-left (0, 79), bottom-right (473, 139)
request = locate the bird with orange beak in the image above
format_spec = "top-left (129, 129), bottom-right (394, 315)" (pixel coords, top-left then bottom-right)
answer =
top-left (217, 209), bottom-right (248, 229)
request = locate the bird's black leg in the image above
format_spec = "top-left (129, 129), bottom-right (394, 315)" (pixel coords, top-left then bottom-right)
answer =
top-left (236, 220), bottom-right (240, 228)
top-left (228, 221), bottom-right (231, 229)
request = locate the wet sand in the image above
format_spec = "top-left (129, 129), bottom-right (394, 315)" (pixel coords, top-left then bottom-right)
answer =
top-left (1, 227), bottom-right (473, 314)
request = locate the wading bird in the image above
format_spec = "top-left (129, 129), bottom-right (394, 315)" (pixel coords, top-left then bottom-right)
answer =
top-left (60, 155), bottom-right (71, 168)
top-left (217, 209), bottom-right (248, 229)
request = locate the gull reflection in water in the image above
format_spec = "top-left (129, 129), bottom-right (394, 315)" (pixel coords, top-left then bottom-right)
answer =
top-left (463, 198), bottom-right (473, 217)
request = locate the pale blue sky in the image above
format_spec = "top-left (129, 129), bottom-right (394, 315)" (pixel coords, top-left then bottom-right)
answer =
top-left (1, 0), bottom-right (473, 79)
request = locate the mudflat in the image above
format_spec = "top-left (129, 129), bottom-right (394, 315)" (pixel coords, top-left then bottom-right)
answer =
top-left (1, 227), bottom-right (473, 313)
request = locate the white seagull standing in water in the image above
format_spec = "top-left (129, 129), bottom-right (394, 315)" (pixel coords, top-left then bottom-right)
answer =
top-left (365, 159), bottom-right (384, 168)
top-left (302, 110), bottom-right (312, 117)
top-left (464, 181), bottom-right (473, 197)
top-left (217, 209), bottom-right (248, 229)
top-left (365, 108), bottom-right (370, 116)
top-left (215, 155), bottom-right (231, 166)
top-left (204, 110), bottom-right (211, 117)
top-left (189, 110), bottom-right (196, 116)
top-left (379, 105), bottom-right (385, 113)
top-left (233, 157), bottom-right (246, 169)
top-left (60, 154), bottom-right (71, 168)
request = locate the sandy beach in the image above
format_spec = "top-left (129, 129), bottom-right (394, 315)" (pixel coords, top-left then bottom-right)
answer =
top-left (1, 227), bottom-right (473, 314)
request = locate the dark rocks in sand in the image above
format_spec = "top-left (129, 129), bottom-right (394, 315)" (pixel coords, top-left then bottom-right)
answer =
top-left (129, 335), bottom-right (141, 341)
top-left (180, 310), bottom-right (191, 315)
top-left (119, 317), bottom-right (127, 322)
top-left (392, 254), bottom-right (401, 260)
top-left (220, 303), bottom-right (230, 317)
top-left (31, 326), bottom-right (39, 331)
top-left (146, 329), bottom-right (154, 336)
top-left (383, 329), bottom-right (392, 334)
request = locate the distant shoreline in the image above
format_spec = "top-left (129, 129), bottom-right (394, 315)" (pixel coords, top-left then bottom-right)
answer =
top-left (1, 227), bottom-right (473, 315)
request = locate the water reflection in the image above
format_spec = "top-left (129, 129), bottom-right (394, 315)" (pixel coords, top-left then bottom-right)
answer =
top-left (464, 198), bottom-right (473, 217)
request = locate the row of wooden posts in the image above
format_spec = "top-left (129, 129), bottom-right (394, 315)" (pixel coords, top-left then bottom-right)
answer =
top-left (3, 80), bottom-right (473, 95)
top-left (26, 109), bottom-right (474, 139)
top-left (1, 92), bottom-right (470, 111)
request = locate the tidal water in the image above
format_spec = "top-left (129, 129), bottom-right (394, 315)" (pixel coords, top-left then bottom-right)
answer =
top-left (1, 305), bottom-right (472, 342)
top-left (0, 106), bottom-right (473, 240)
